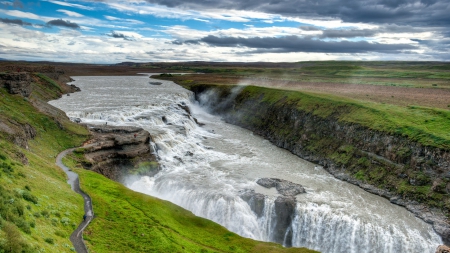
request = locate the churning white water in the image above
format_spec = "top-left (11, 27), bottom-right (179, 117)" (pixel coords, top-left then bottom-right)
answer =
top-left (50, 75), bottom-right (442, 253)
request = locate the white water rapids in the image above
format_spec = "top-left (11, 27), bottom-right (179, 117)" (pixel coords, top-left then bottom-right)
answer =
top-left (50, 75), bottom-right (442, 253)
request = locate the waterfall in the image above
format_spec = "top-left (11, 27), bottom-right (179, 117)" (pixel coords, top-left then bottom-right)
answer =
top-left (49, 75), bottom-right (442, 253)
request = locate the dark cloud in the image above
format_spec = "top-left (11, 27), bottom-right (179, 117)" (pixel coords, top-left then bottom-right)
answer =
top-left (0, 18), bottom-right (32, 26)
top-left (188, 35), bottom-right (416, 53)
top-left (299, 26), bottom-right (321, 31)
top-left (411, 38), bottom-right (450, 52)
top-left (321, 29), bottom-right (378, 38)
top-left (145, 0), bottom-right (449, 26)
top-left (106, 31), bottom-right (135, 41)
top-left (46, 19), bottom-right (80, 29)
top-left (171, 40), bottom-right (183, 45)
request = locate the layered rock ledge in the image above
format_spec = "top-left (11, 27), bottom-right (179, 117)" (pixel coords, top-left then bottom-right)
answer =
top-left (81, 125), bottom-right (159, 182)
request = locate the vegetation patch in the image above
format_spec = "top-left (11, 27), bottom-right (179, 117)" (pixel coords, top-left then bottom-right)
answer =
top-left (0, 75), bottom-right (89, 252)
top-left (70, 167), bottom-right (317, 253)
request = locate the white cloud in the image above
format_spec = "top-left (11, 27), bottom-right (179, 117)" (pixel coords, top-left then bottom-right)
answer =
top-left (0, 9), bottom-right (43, 21)
top-left (105, 2), bottom-right (270, 23)
top-left (104, 15), bottom-right (144, 24)
top-left (46, 0), bottom-right (94, 10)
top-left (57, 9), bottom-right (84, 18)
top-left (104, 15), bottom-right (120, 21)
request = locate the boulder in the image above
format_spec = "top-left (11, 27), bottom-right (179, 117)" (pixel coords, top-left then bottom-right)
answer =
top-left (256, 178), bottom-right (306, 196)
top-left (240, 190), bottom-right (266, 217)
top-left (436, 245), bottom-right (450, 253)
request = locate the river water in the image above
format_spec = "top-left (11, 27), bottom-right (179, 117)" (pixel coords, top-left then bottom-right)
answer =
top-left (50, 75), bottom-right (442, 253)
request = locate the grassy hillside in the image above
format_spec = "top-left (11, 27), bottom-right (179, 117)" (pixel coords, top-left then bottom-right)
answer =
top-left (62, 153), bottom-right (317, 253)
top-left (242, 85), bottom-right (450, 149)
top-left (0, 74), bottom-right (89, 252)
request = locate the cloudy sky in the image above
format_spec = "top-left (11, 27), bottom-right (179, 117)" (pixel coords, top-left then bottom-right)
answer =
top-left (0, 0), bottom-right (449, 63)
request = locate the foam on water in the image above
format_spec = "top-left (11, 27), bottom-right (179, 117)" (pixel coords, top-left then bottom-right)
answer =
top-left (50, 75), bottom-right (442, 253)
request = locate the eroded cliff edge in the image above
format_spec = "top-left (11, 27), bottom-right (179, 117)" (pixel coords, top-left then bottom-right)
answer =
top-left (182, 83), bottom-right (450, 245)
top-left (80, 125), bottom-right (160, 182)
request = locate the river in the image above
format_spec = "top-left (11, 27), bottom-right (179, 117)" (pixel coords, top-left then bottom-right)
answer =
top-left (49, 75), bottom-right (442, 253)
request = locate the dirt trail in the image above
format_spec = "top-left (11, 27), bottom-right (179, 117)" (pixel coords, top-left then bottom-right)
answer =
top-left (56, 148), bottom-right (94, 253)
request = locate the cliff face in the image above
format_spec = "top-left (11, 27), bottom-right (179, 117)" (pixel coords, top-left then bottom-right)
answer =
top-left (186, 84), bottom-right (450, 245)
top-left (0, 72), bottom-right (32, 97)
top-left (81, 125), bottom-right (159, 182)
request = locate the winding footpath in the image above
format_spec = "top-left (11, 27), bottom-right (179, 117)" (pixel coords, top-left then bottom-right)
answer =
top-left (56, 148), bottom-right (94, 253)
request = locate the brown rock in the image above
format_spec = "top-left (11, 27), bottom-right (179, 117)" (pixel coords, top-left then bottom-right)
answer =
top-left (436, 245), bottom-right (450, 253)
top-left (431, 178), bottom-right (443, 192)
top-left (82, 125), bottom-right (159, 182)
top-left (0, 73), bottom-right (32, 97)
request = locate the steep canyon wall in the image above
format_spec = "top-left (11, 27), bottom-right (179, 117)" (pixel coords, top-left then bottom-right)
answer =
top-left (185, 83), bottom-right (450, 245)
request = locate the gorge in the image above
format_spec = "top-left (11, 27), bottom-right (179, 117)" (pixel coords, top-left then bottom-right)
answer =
top-left (47, 74), bottom-right (446, 253)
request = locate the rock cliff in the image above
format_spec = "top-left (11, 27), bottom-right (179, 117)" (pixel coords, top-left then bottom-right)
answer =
top-left (0, 72), bottom-right (32, 97)
top-left (241, 178), bottom-right (306, 246)
top-left (186, 83), bottom-right (450, 245)
top-left (81, 125), bottom-right (159, 182)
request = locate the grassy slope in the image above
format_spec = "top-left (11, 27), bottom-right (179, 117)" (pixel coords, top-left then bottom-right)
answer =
top-left (61, 154), bottom-right (317, 253)
top-left (0, 76), bottom-right (89, 252)
top-left (1, 70), bottom-right (317, 253)
top-left (242, 85), bottom-right (450, 149)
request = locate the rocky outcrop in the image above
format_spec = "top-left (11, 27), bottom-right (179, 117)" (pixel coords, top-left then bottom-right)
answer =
top-left (239, 189), bottom-right (298, 247)
top-left (273, 196), bottom-right (296, 247)
top-left (187, 84), bottom-right (450, 245)
top-left (437, 245), bottom-right (450, 253)
top-left (0, 73), bottom-right (32, 97)
top-left (82, 125), bottom-right (159, 182)
top-left (240, 190), bottom-right (266, 217)
top-left (242, 178), bottom-right (305, 246)
top-left (0, 118), bottom-right (37, 164)
top-left (257, 178), bottom-right (306, 196)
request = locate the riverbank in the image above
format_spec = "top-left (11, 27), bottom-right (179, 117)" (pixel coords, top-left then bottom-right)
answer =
top-left (168, 81), bottom-right (450, 245)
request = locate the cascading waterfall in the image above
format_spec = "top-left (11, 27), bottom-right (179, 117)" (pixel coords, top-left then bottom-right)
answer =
top-left (50, 75), bottom-right (442, 253)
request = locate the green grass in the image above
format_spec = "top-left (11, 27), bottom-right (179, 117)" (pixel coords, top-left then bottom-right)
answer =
top-left (72, 167), bottom-right (317, 253)
top-left (237, 85), bottom-right (450, 149)
top-left (0, 77), bottom-right (89, 252)
top-left (35, 73), bottom-right (62, 92)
